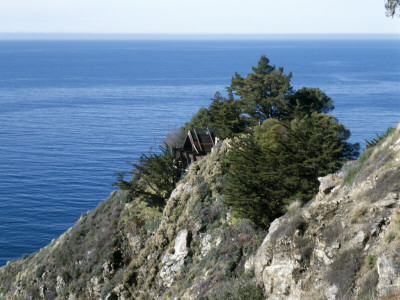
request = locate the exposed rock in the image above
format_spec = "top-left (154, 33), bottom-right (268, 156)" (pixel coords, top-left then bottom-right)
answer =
top-left (255, 124), bottom-right (400, 300)
top-left (1, 126), bottom-right (400, 300)
top-left (127, 233), bottom-right (143, 254)
top-left (318, 174), bottom-right (341, 195)
top-left (302, 210), bottom-right (311, 219)
top-left (352, 230), bottom-right (368, 247)
top-left (68, 293), bottom-right (77, 300)
top-left (39, 285), bottom-right (46, 299)
top-left (87, 277), bottom-right (102, 299)
top-left (160, 229), bottom-right (189, 287)
top-left (200, 234), bottom-right (212, 257)
top-left (103, 261), bottom-right (114, 281)
top-left (109, 283), bottom-right (129, 300)
top-left (315, 246), bottom-right (333, 265)
top-left (254, 217), bottom-right (304, 299)
top-left (377, 255), bottom-right (400, 297)
top-left (244, 255), bottom-right (255, 272)
top-left (374, 192), bottom-right (398, 208)
top-left (215, 236), bottom-right (222, 247)
top-left (324, 284), bottom-right (339, 300)
top-left (56, 275), bottom-right (65, 294)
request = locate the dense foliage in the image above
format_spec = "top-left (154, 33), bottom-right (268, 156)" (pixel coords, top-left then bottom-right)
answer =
top-left (184, 55), bottom-right (337, 138)
top-left (287, 87), bottom-right (334, 118)
top-left (230, 55), bottom-right (293, 122)
top-left (386, 0), bottom-right (400, 17)
top-left (207, 92), bottom-right (246, 138)
top-left (113, 145), bottom-right (182, 206)
top-left (116, 55), bottom-right (359, 229)
top-left (218, 56), bottom-right (360, 228)
top-left (224, 114), bottom-right (359, 228)
top-left (223, 135), bottom-right (283, 227)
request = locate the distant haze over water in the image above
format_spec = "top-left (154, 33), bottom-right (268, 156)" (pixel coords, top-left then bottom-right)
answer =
top-left (0, 33), bottom-right (399, 40)
top-left (0, 39), bottom-right (399, 266)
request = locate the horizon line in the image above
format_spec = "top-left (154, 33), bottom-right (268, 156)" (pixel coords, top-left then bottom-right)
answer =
top-left (0, 33), bottom-right (399, 40)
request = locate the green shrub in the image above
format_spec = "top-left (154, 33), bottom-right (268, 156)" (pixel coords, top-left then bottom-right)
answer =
top-left (35, 265), bottom-right (46, 279)
top-left (100, 281), bottom-right (113, 299)
top-left (113, 145), bottom-right (182, 207)
top-left (365, 127), bottom-right (394, 149)
top-left (196, 176), bottom-right (212, 199)
top-left (208, 273), bottom-right (264, 300)
top-left (184, 107), bottom-right (213, 132)
top-left (343, 148), bottom-right (372, 186)
top-left (357, 269), bottom-right (378, 299)
top-left (59, 287), bottom-right (68, 297)
top-left (366, 254), bottom-right (378, 269)
top-left (385, 232), bottom-right (396, 243)
top-left (224, 113), bottom-right (359, 228)
top-left (26, 286), bottom-right (41, 299)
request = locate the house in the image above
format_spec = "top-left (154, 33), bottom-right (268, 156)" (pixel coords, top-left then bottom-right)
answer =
top-left (175, 129), bottom-right (217, 168)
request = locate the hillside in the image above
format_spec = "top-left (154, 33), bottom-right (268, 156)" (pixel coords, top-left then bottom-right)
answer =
top-left (0, 124), bottom-right (399, 300)
top-left (0, 142), bottom-right (266, 300)
top-left (254, 124), bottom-right (400, 299)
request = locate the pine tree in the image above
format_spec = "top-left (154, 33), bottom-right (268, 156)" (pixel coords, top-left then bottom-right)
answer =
top-left (277, 113), bottom-right (359, 202)
top-left (224, 135), bottom-right (283, 228)
top-left (208, 92), bottom-right (246, 139)
top-left (223, 113), bottom-right (359, 228)
top-left (230, 55), bottom-right (293, 123)
top-left (286, 87), bottom-right (334, 119)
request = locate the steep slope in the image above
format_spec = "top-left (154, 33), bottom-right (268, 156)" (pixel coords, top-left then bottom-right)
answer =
top-left (0, 143), bottom-right (265, 299)
top-left (254, 124), bottom-right (400, 299)
top-left (1, 124), bottom-right (399, 300)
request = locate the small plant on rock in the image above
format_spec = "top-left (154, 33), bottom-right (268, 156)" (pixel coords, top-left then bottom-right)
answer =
top-left (366, 254), bottom-right (378, 269)
top-left (364, 127), bottom-right (395, 149)
top-left (385, 232), bottom-right (396, 243)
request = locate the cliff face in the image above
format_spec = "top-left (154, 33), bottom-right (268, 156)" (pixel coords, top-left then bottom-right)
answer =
top-left (254, 124), bottom-right (400, 299)
top-left (0, 143), bottom-right (265, 300)
top-left (1, 125), bottom-right (399, 300)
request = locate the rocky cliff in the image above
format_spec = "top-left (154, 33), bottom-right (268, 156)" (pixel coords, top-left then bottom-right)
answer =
top-left (1, 125), bottom-right (399, 300)
top-left (254, 124), bottom-right (400, 299)
top-left (0, 143), bottom-right (265, 300)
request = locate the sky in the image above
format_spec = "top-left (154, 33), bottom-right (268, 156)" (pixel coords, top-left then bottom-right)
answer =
top-left (0, 0), bottom-right (399, 35)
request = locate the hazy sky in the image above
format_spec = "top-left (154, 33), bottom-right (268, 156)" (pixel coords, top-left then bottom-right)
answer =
top-left (0, 0), bottom-right (399, 34)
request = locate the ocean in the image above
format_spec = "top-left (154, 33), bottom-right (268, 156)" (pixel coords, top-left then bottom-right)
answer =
top-left (0, 39), bottom-right (399, 266)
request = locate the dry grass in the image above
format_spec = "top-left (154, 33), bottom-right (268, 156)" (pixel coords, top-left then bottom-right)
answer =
top-left (351, 203), bottom-right (369, 223)
top-left (393, 210), bottom-right (400, 227)
top-left (286, 199), bottom-right (302, 213)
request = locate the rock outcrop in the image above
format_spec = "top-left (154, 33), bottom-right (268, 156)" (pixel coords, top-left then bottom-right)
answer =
top-left (254, 124), bottom-right (400, 299)
top-left (160, 229), bottom-right (189, 287)
top-left (0, 142), bottom-right (265, 300)
top-left (1, 125), bottom-right (399, 300)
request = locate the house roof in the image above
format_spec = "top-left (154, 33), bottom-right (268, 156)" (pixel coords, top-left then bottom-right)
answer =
top-left (183, 129), bottom-right (216, 154)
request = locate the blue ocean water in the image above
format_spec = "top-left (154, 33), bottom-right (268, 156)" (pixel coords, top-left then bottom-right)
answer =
top-left (0, 39), bottom-right (399, 266)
